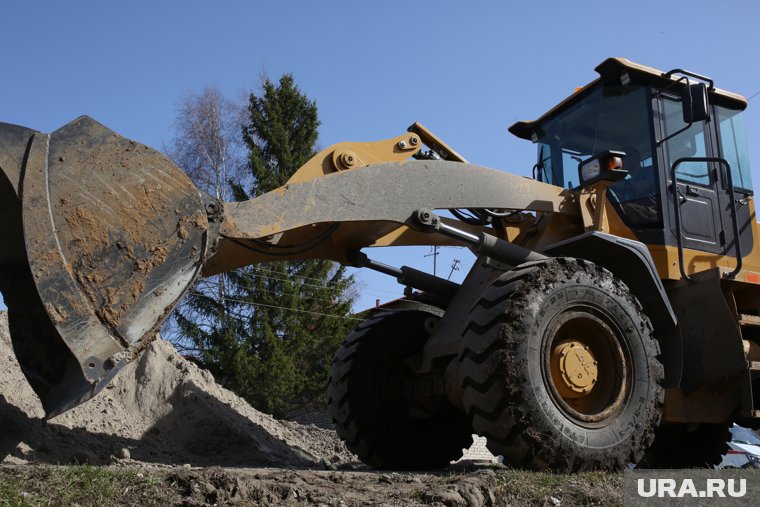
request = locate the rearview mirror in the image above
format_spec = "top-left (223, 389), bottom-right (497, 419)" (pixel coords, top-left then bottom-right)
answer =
top-left (682, 82), bottom-right (710, 123)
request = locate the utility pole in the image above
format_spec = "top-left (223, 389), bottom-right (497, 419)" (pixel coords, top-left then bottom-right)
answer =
top-left (424, 246), bottom-right (439, 276)
top-left (448, 258), bottom-right (461, 280)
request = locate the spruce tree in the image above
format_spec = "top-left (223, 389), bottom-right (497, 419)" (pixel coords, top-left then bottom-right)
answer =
top-left (173, 75), bottom-right (357, 417)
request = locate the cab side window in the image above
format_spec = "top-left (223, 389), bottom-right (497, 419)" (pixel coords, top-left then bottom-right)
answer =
top-left (661, 96), bottom-right (710, 187)
top-left (716, 106), bottom-right (753, 192)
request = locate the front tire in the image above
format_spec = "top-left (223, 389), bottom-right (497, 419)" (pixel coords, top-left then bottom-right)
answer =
top-left (328, 310), bottom-right (472, 469)
top-left (458, 258), bottom-right (663, 471)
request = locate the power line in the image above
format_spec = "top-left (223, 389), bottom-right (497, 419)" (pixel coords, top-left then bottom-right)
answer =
top-left (191, 270), bottom-right (398, 312)
top-left (194, 270), bottom-right (403, 310)
top-left (192, 281), bottom-right (351, 306)
top-left (748, 90), bottom-right (760, 101)
top-left (230, 267), bottom-right (402, 296)
top-left (190, 291), bottom-right (362, 320)
top-left (232, 258), bottom-right (464, 298)
top-left (231, 269), bottom-right (352, 292)
top-left (244, 265), bottom-right (350, 286)
top-left (245, 265), bottom-right (403, 295)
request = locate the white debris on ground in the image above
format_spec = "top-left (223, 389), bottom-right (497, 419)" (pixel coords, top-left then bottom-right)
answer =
top-left (459, 435), bottom-right (498, 463)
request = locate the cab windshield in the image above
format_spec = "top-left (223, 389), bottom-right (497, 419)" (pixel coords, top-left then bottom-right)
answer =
top-left (534, 84), bottom-right (660, 226)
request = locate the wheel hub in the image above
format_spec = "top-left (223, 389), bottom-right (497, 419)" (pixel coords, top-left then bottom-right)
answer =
top-left (551, 339), bottom-right (598, 398)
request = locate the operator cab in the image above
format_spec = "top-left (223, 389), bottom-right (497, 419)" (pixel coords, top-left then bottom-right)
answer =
top-left (510, 58), bottom-right (754, 263)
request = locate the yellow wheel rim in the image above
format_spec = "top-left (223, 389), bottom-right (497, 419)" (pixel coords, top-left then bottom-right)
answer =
top-left (550, 340), bottom-right (598, 398)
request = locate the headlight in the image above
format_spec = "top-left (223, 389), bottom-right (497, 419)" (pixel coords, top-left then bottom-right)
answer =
top-left (578, 150), bottom-right (628, 187)
top-left (580, 158), bottom-right (601, 181)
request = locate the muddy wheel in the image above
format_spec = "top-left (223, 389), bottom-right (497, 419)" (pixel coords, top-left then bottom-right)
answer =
top-left (328, 310), bottom-right (472, 469)
top-left (458, 258), bottom-right (664, 471)
top-left (637, 423), bottom-right (731, 468)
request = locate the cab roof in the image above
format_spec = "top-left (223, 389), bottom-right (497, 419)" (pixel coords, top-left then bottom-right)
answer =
top-left (508, 57), bottom-right (748, 141)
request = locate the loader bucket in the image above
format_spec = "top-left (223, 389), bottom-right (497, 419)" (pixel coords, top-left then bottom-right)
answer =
top-left (0, 117), bottom-right (211, 417)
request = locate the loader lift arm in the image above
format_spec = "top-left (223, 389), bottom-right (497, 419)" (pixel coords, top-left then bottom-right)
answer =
top-left (209, 158), bottom-right (577, 271)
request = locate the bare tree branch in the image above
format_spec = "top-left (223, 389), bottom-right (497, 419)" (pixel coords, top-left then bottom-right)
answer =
top-left (165, 86), bottom-right (249, 200)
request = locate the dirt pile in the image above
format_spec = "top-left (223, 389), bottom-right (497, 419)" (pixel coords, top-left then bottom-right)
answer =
top-left (0, 311), bottom-right (354, 468)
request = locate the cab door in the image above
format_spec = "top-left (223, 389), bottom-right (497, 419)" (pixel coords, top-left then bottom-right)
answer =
top-left (658, 93), bottom-right (724, 254)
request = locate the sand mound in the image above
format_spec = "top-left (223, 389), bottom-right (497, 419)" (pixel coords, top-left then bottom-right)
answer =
top-left (0, 311), bottom-right (354, 467)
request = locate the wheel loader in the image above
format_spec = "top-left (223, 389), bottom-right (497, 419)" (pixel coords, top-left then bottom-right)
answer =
top-left (1, 57), bottom-right (758, 471)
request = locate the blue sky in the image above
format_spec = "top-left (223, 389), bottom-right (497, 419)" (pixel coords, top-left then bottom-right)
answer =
top-left (2, 0), bottom-right (759, 312)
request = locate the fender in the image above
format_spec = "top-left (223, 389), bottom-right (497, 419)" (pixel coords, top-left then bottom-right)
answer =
top-left (543, 232), bottom-right (677, 328)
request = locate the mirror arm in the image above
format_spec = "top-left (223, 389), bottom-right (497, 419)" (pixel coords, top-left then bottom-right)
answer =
top-left (656, 119), bottom-right (693, 147)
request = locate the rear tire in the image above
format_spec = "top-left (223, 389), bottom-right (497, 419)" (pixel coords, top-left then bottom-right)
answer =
top-left (458, 258), bottom-right (664, 471)
top-left (328, 310), bottom-right (472, 469)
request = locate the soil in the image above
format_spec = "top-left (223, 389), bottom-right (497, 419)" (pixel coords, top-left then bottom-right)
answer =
top-left (0, 311), bottom-right (624, 506)
top-left (0, 311), bottom-right (353, 468)
top-left (163, 466), bottom-right (501, 506)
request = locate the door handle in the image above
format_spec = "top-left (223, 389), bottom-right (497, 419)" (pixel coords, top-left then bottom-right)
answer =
top-left (671, 185), bottom-right (687, 203)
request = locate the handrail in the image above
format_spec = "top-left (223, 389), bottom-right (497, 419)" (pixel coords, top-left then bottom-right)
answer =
top-left (670, 157), bottom-right (742, 281)
top-left (663, 68), bottom-right (715, 90)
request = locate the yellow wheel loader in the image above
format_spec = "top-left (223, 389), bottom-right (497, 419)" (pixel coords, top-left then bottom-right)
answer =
top-left (1, 58), bottom-right (758, 471)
